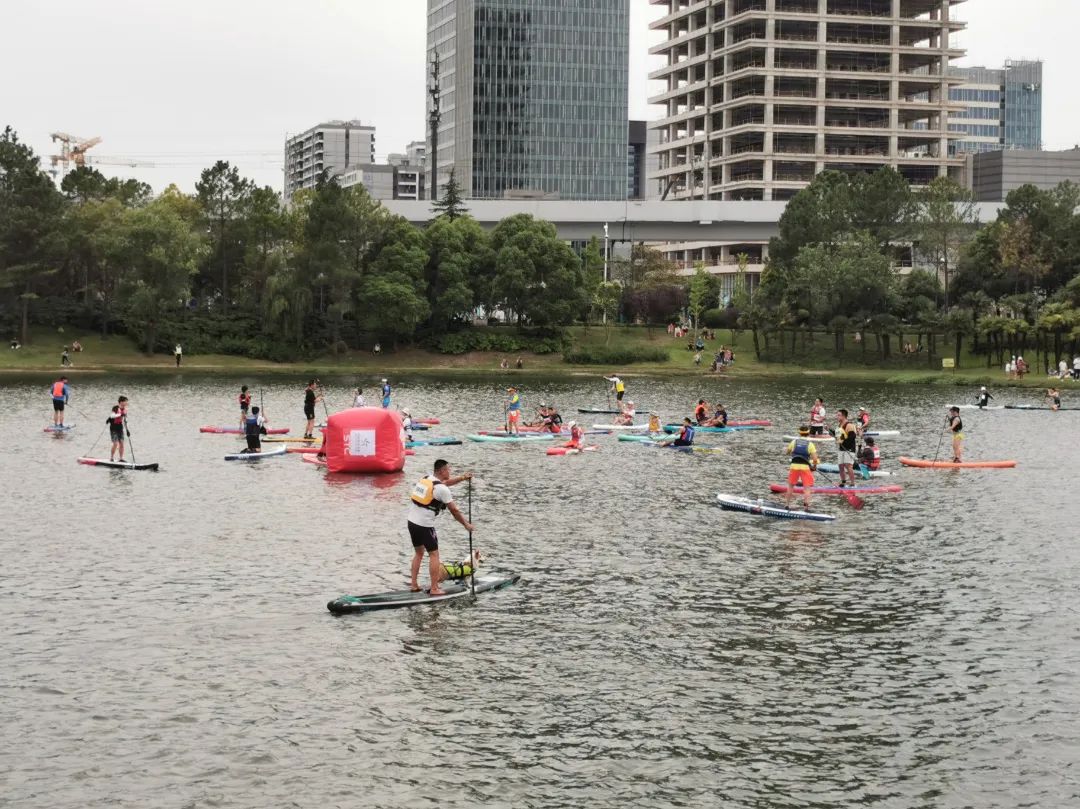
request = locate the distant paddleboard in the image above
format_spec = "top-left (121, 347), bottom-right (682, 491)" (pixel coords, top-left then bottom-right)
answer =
top-left (224, 446), bottom-right (288, 461)
top-left (716, 493), bottom-right (836, 522)
top-left (327, 572), bottom-right (521, 614)
top-left (77, 457), bottom-right (159, 471)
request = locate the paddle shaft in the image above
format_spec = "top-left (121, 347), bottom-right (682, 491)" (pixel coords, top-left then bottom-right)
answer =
top-left (467, 479), bottom-right (475, 597)
top-left (124, 416), bottom-right (138, 465)
top-left (932, 416), bottom-right (949, 464)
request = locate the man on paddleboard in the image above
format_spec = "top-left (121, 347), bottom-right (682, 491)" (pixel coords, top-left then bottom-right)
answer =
top-left (785, 426), bottom-right (819, 511)
top-left (605, 374), bottom-right (625, 402)
top-left (303, 381), bottom-right (321, 439)
top-left (244, 405), bottom-right (267, 453)
top-left (408, 459), bottom-right (475, 596)
top-left (809, 398), bottom-right (827, 436)
top-left (50, 376), bottom-right (70, 427)
top-left (948, 406), bottom-right (964, 463)
top-left (107, 398), bottom-right (128, 462)
top-left (835, 409), bottom-right (858, 487)
top-left (976, 386), bottom-right (993, 408)
top-left (506, 387), bottom-right (521, 435)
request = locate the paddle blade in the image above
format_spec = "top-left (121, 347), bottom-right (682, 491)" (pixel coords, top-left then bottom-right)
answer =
top-left (845, 491), bottom-right (865, 510)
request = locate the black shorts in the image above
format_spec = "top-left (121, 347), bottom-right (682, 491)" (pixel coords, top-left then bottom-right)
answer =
top-left (809, 425), bottom-right (824, 436)
top-left (53, 400), bottom-right (65, 412)
top-left (110, 427), bottom-right (125, 442)
top-left (408, 521), bottom-right (438, 552)
top-left (304, 407), bottom-right (316, 420)
top-left (246, 435), bottom-right (261, 451)
top-left (616, 391), bottom-right (624, 401)
top-left (673, 438), bottom-right (692, 447)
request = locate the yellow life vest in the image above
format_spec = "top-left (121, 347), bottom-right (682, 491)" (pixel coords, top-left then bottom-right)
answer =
top-left (410, 477), bottom-right (446, 513)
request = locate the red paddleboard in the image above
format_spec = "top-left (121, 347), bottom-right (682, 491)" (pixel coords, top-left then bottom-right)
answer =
top-left (546, 445), bottom-right (599, 456)
top-left (899, 457), bottom-right (1016, 469)
top-left (413, 417), bottom-right (440, 425)
top-left (768, 483), bottom-right (902, 495)
top-left (287, 446), bottom-right (322, 454)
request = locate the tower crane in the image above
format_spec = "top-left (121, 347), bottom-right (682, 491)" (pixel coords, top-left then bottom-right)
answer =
top-left (48, 133), bottom-right (155, 175)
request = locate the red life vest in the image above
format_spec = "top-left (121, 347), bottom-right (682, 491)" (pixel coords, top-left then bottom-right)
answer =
top-left (109, 411), bottom-right (124, 426)
top-left (866, 446), bottom-right (881, 470)
top-left (52, 381), bottom-right (66, 398)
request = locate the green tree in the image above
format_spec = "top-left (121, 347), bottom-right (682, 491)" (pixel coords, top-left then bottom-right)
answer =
top-left (66, 197), bottom-right (130, 336)
top-left (594, 281), bottom-right (622, 343)
top-left (0, 127), bottom-right (66, 344)
top-left (688, 262), bottom-right (711, 335)
top-left (580, 236), bottom-right (605, 328)
top-left (122, 198), bottom-right (204, 353)
top-left (358, 216), bottom-right (430, 346)
top-left (423, 215), bottom-right (490, 331)
top-left (195, 160), bottom-right (253, 309)
top-left (61, 165), bottom-right (151, 206)
top-left (916, 176), bottom-right (980, 309)
top-left (431, 169), bottom-right (468, 221)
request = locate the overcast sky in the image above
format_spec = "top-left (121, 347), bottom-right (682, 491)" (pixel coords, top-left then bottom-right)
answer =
top-left (2, 0), bottom-right (1075, 193)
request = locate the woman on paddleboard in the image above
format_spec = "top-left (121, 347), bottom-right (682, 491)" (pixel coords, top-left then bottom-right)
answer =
top-left (408, 459), bottom-right (475, 596)
top-left (809, 398), bottom-right (826, 436)
top-left (948, 406), bottom-right (964, 463)
top-left (238, 386), bottom-right (252, 426)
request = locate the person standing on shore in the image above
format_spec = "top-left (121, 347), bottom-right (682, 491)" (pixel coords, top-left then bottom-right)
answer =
top-left (835, 409), bottom-right (858, 487)
top-left (407, 459), bottom-right (474, 596)
top-left (174, 344), bottom-right (182, 367)
top-left (50, 376), bottom-right (70, 427)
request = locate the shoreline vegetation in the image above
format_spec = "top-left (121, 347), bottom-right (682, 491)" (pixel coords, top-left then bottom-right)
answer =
top-left (5, 325), bottom-right (1077, 391)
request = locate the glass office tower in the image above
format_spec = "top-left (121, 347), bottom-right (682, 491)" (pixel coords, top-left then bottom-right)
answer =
top-left (948, 60), bottom-right (1043, 155)
top-left (426, 0), bottom-right (630, 200)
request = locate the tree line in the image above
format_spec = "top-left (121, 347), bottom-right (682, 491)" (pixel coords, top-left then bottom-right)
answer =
top-left (735, 168), bottom-right (1080, 369)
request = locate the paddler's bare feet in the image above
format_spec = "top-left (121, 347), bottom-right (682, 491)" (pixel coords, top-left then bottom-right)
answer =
top-left (428, 588), bottom-right (447, 596)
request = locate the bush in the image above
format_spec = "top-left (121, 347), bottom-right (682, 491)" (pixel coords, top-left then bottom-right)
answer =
top-left (426, 330), bottom-right (568, 355)
top-left (703, 307), bottom-right (740, 329)
top-left (562, 346), bottom-right (671, 365)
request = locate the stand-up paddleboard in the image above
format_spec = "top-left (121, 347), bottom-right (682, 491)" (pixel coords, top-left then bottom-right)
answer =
top-left (590, 423), bottom-right (648, 431)
top-left (865, 430), bottom-right (900, 437)
top-left (768, 483), bottom-right (901, 495)
top-left (406, 437), bottom-right (463, 447)
top-left (224, 446), bottom-right (289, 461)
top-left (327, 571), bottom-right (521, 614)
top-left (201, 425), bottom-right (289, 435)
top-left (43, 424), bottom-right (75, 433)
top-left (577, 406), bottom-right (649, 414)
top-left (303, 454), bottom-right (327, 466)
top-left (257, 435), bottom-right (320, 443)
top-left (899, 457), bottom-right (1016, 469)
top-left (617, 433), bottom-right (668, 442)
top-left (950, 404), bottom-right (1005, 410)
top-left (546, 445), bottom-right (598, 456)
top-left (467, 433), bottom-right (557, 443)
top-left (663, 424), bottom-right (764, 433)
top-left (818, 462), bottom-right (891, 478)
top-left (478, 429), bottom-right (611, 437)
top-left (1005, 404), bottom-right (1076, 411)
top-left (413, 418), bottom-right (440, 425)
top-left (717, 493), bottom-right (836, 522)
top-left (644, 443), bottom-right (722, 454)
top-left (77, 457), bottom-right (159, 471)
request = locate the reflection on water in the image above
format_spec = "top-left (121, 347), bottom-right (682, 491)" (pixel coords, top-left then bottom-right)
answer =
top-left (1, 373), bottom-right (1078, 808)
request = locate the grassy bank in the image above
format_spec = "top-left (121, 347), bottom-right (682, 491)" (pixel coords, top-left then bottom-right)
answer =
top-left (3, 325), bottom-right (1077, 391)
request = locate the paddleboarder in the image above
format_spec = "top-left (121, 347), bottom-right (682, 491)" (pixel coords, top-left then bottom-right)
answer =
top-left (560, 421), bottom-right (584, 450)
top-left (694, 399), bottom-right (708, 424)
top-left (381, 378), bottom-right (392, 409)
top-left (835, 409), bottom-right (858, 487)
top-left (615, 401), bottom-right (636, 426)
top-left (244, 405), bottom-right (267, 453)
top-left (505, 387), bottom-right (522, 435)
top-left (303, 380), bottom-right (322, 440)
top-left (976, 386), bottom-right (993, 408)
top-left (809, 398), bottom-right (827, 436)
top-left (785, 426), bottom-right (819, 511)
top-left (663, 417), bottom-right (695, 447)
top-left (106, 401), bottom-right (127, 462)
top-left (704, 402), bottom-right (728, 427)
top-left (50, 376), bottom-right (70, 427)
top-left (605, 374), bottom-right (625, 402)
top-left (948, 406), bottom-right (964, 463)
top-left (1046, 387), bottom-right (1062, 412)
top-left (238, 386), bottom-right (252, 426)
top-left (408, 459), bottom-right (475, 596)
top-left (353, 387), bottom-right (365, 407)
top-left (858, 436), bottom-right (881, 472)
top-left (856, 406), bottom-right (871, 434)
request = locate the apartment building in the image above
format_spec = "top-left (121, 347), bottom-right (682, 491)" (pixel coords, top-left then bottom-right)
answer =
top-left (284, 121), bottom-right (375, 197)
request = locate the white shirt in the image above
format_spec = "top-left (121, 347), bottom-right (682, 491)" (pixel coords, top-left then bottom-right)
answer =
top-left (406, 479), bottom-right (453, 528)
top-left (353, 394), bottom-right (365, 407)
top-left (1074, 357), bottom-right (1080, 370)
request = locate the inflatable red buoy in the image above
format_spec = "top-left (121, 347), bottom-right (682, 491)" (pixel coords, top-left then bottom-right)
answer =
top-left (322, 407), bottom-right (406, 473)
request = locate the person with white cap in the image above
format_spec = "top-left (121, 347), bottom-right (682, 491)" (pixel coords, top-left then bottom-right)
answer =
top-left (976, 386), bottom-right (993, 409)
top-left (615, 401), bottom-right (636, 426)
top-left (381, 378), bottom-right (391, 408)
top-left (559, 420), bottom-right (584, 450)
top-left (855, 406), bottom-right (871, 435)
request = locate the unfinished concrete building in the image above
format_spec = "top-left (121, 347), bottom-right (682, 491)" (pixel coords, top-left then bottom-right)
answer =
top-left (649, 0), bottom-right (968, 205)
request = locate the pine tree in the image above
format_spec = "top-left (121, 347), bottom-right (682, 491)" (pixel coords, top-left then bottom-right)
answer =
top-left (431, 170), bottom-right (468, 221)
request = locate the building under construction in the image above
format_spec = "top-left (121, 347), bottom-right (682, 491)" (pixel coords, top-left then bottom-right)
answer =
top-left (649, 0), bottom-right (968, 205)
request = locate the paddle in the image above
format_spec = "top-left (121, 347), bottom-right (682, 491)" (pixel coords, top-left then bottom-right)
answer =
top-left (124, 417), bottom-right (138, 466)
top-left (817, 467), bottom-right (864, 510)
top-left (931, 414), bottom-right (949, 465)
top-left (83, 420), bottom-right (109, 458)
top-left (467, 479), bottom-right (476, 598)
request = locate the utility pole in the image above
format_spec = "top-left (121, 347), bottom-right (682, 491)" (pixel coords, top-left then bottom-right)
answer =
top-left (428, 50), bottom-right (441, 201)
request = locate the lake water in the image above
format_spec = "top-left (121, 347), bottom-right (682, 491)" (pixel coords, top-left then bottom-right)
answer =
top-left (3, 373), bottom-right (1078, 808)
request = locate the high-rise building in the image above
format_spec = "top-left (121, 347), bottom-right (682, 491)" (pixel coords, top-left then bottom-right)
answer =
top-left (948, 60), bottom-right (1042, 156)
top-left (648, 0), bottom-right (968, 201)
top-left (284, 120), bottom-right (375, 197)
top-left (388, 140), bottom-right (428, 200)
top-left (426, 0), bottom-right (630, 200)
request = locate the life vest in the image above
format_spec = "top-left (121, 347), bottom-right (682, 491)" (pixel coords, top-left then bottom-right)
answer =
top-left (442, 561), bottom-right (474, 579)
top-left (507, 393), bottom-right (520, 411)
top-left (681, 425), bottom-right (695, 443)
top-left (245, 415), bottom-right (262, 438)
top-left (790, 438), bottom-right (812, 466)
top-left (613, 379), bottom-right (624, 393)
top-left (570, 425), bottom-right (583, 443)
top-left (382, 383), bottom-right (391, 398)
top-left (410, 477), bottom-right (447, 514)
top-left (858, 413), bottom-right (871, 428)
top-left (694, 404), bottom-right (707, 422)
top-left (648, 415), bottom-right (661, 433)
top-left (951, 417), bottom-right (963, 434)
top-left (52, 381), bottom-right (66, 398)
top-left (239, 393), bottom-right (251, 408)
top-left (867, 446), bottom-right (881, 470)
top-left (838, 424), bottom-right (857, 451)
top-left (810, 405), bottom-right (825, 425)
top-left (108, 411), bottom-right (124, 427)
top-left (715, 411), bottom-right (727, 426)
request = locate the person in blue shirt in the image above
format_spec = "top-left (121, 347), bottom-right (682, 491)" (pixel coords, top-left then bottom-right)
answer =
top-left (505, 387), bottom-right (522, 435)
top-left (50, 376), bottom-right (70, 427)
top-left (381, 378), bottom-right (392, 408)
top-left (663, 417), bottom-right (695, 447)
